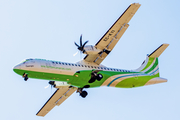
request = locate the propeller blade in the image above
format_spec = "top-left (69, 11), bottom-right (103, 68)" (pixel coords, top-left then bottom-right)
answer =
top-left (74, 42), bottom-right (80, 48)
top-left (74, 34), bottom-right (88, 52)
top-left (73, 51), bottom-right (78, 56)
top-left (82, 40), bottom-right (89, 49)
top-left (80, 34), bottom-right (82, 47)
top-left (45, 85), bottom-right (50, 89)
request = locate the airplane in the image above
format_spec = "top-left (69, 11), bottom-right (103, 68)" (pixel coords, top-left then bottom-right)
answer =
top-left (13, 3), bottom-right (169, 117)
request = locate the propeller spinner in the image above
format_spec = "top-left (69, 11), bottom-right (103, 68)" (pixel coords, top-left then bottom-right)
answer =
top-left (74, 35), bottom-right (88, 52)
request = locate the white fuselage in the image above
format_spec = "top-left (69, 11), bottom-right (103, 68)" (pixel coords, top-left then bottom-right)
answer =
top-left (14, 59), bottom-right (131, 76)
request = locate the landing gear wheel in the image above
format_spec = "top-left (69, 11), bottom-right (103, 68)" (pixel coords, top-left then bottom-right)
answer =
top-left (23, 73), bottom-right (28, 81)
top-left (80, 91), bottom-right (88, 98)
top-left (97, 74), bottom-right (103, 81)
top-left (24, 75), bottom-right (28, 81)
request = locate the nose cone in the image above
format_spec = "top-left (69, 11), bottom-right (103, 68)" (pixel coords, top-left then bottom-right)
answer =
top-left (145, 77), bottom-right (167, 86)
top-left (13, 64), bottom-right (21, 73)
top-left (13, 64), bottom-right (21, 69)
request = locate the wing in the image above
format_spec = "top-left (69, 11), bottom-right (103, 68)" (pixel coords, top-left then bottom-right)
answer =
top-left (36, 86), bottom-right (77, 117)
top-left (84, 3), bottom-right (141, 65)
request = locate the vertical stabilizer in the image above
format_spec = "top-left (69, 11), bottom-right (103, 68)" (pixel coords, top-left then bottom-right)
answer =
top-left (135, 44), bottom-right (169, 77)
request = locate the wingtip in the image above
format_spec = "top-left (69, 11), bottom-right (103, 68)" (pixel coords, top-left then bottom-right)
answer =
top-left (131, 3), bottom-right (141, 6)
top-left (162, 43), bottom-right (170, 46)
top-left (148, 43), bottom-right (169, 58)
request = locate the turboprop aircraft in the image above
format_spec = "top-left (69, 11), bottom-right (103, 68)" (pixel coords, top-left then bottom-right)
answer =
top-left (13, 3), bottom-right (169, 117)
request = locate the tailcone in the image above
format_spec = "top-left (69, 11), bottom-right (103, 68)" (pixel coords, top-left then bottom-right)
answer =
top-left (145, 77), bottom-right (167, 86)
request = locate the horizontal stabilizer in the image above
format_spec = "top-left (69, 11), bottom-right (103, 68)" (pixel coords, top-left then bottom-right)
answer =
top-left (148, 44), bottom-right (169, 58)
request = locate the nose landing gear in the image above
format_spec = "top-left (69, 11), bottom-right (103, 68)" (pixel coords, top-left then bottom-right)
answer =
top-left (23, 73), bottom-right (28, 81)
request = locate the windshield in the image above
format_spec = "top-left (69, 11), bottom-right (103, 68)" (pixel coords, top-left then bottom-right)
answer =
top-left (20, 58), bottom-right (33, 64)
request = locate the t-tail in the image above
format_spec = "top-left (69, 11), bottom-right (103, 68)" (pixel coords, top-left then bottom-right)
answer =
top-left (135, 44), bottom-right (169, 77)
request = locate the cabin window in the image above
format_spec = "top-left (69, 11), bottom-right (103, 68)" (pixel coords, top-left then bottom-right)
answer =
top-left (68, 63), bottom-right (71, 66)
top-left (56, 62), bottom-right (58, 64)
top-left (107, 68), bottom-right (109, 70)
top-left (72, 64), bottom-right (74, 66)
top-left (88, 66), bottom-right (90, 68)
top-left (52, 61), bottom-right (55, 64)
top-left (78, 65), bottom-right (80, 67)
top-left (85, 65), bottom-right (87, 67)
top-left (59, 62), bottom-right (61, 64)
top-left (62, 63), bottom-right (64, 65)
top-left (94, 66), bottom-right (97, 69)
top-left (91, 66), bottom-right (93, 68)
top-left (81, 65), bottom-right (84, 67)
top-left (98, 67), bottom-right (100, 69)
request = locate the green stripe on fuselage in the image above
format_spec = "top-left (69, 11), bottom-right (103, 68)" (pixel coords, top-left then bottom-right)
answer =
top-left (145, 58), bottom-right (158, 74)
top-left (141, 57), bottom-right (155, 71)
top-left (69, 70), bottom-right (141, 88)
top-left (115, 75), bottom-right (158, 88)
top-left (13, 69), bottom-right (155, 88)
top-left (13, 69), bottom-right (73, 82)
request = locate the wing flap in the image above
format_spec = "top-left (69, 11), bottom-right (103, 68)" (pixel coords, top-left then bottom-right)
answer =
top-left (36, 86), bottom-right (77, 117)
top-left (56, 87), bottom-right (77, 106)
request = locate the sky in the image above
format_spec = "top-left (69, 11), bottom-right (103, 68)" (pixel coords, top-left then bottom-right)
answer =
top-left (0, 0), bottom-right (180, 120)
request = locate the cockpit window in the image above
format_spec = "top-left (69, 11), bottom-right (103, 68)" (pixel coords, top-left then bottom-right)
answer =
top-left (25, 59), bottom-right (33, 62)
top-left (20, 58), bottom-right (33, 64)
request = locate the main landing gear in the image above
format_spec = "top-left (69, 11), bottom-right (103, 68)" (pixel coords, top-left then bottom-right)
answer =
top-left (23, 73), bottom-right (28, 81)
top-left (88, 71), bottom-right (103, 83)
top-left (77, 88), bottom-right (88, 98)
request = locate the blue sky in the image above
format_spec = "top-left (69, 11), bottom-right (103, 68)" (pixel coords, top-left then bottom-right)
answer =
top-left (0, 0), bottom-right (180, 120)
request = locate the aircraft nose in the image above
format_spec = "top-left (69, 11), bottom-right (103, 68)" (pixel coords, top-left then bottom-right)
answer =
top-left (13, 64), bottom-right (21, 71)
top-left (13, 65), bottom-right (20, 69)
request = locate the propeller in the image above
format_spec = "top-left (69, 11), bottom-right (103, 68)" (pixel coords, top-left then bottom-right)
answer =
top-left (74, 35), bottom-right (88, 52)
top-left (45, 81), bottom-right (55, 89)
top-left (44, 84), bottom-right (50, 89)
top-left (73, 51), bottom-right (78, 56)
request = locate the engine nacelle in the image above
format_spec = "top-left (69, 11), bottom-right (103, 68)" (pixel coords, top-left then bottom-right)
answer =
top-left (83, 45), bottom-right (101, 55)
top-left (49, 81), bottom-right (70, 88)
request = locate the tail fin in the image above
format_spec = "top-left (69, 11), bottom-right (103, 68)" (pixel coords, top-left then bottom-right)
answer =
top-left (135, 44), bottom-right (169, 77)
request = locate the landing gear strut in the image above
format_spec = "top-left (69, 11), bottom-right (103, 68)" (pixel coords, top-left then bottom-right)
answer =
top-left (88, 71), bottom-right (103, 83)
top-left (23, 73), bottom-right (28, 81)
top-left (77, 88), bottom-right (88, 98)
